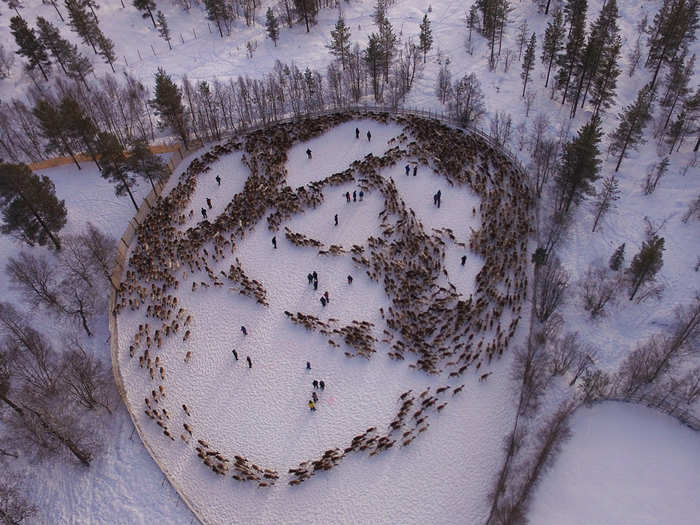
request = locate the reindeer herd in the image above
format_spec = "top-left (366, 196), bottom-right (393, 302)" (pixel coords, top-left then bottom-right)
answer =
top-left (114, 110), bottom-right (532, 491)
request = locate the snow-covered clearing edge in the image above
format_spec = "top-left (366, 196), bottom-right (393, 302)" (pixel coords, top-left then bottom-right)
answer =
top-left (108, 141), bottom-right (207, 524)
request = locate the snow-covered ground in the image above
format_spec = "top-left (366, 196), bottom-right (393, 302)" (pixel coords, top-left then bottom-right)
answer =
top-left (116, 118), bottom-right (522, 524)
top-left (0, 0), bottom-right (698, 523)
top-left (530, 402), bottom-right (700, 525)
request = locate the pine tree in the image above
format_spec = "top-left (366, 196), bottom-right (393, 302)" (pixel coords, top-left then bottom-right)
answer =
top-left (10, 16), bottom-right (51, 81)
top-left (364, 33), bottom-right (384, 102)
top-left (466, 4), bottom-right (479, 43)
top-left (627, 236), bottom-right (665, 300)
top-left (521, 32), bottom-right (536, 97)
top-left (59, 96), bottom-right (100, 169)
top-left (378, 16), bottom-right (398, 81)
top-left (591, 174), bottom-right (621, 232)
top-left (541, 7), bottom-right (565, 88)
top-left (156, 10), bottom-right (172, 50)
top-left (150, 68), bottom-right (189, 147)
top-left (133, 0), bottom-right (157, 28)
top-left (645, 0), bottom-right (699, 91)
top-left (33, 98), bottom-right (81, 170)
top-left (554, 115), bottom-right (603, 213)
top-left (666, 87), bottom-right (699, 153)
top-left (419, 14), bottom-right (433, 63)
top-left (204, 0), bottom-right (229, 37)
top-left (293, 0), bottom-right (317, 33)
top-left (609, 243), bottom-right (625, 271)
top-left (327, 15), bottom-right (351, 69)
top-left (0, 162), bottom-right (66, 250)
top-left (265, 8), bottom-right (280, 47)
top-left (589, 35), bottom-right (621, 117)
top-left (128, 139), bottom-right (168, 191)
top-left (609, 83), bottom-right (654, 172)
top-left (95, 28), bottom-right (115, 73)
top-left (515, 18), bottom-right (528, 59)
top-left (36, 16), bottom-right (72, 75)
top-left (659, 51), bottom-right (694, 134)
top-left (569, 0), bottom-right (620, 118)
top-left (64, 0), bottom-right (99, 54)
top-left (555, 0), bottom-right (587, 103)
top-left (96, 131), bottom-right (138, 211)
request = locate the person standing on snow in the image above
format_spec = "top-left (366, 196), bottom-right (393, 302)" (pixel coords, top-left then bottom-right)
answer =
top-left (367, 131), bottom-right (372, 141)
top-left (272, 236), bottom-right (277, 249)
top-left (356, 127), bottom-right (360, 139)
top-left (306, 148), bottom-right (312, 159)
top-left (246, 356), bottom-right (252, 368)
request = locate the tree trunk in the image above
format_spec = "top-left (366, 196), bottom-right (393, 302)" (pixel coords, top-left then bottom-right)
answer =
top-left (121, 175), bottom-right (139, 211)
top-left (147, 7), bottom-right (157, 28)
top-left (629, 269), bottom-right (647, 300)
top-left (22, 404), bottom-right (92, 466)
top-left (615, 113), bottom-right (639, 172)
top-left (545, 53), bottom-right (555, 88)
top-left (52, 0), bottom-right (65, 21)
top-left (0, 392), bottom-right (24, 415)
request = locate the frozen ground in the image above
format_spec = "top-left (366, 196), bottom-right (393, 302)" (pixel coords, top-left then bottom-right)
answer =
top-left (530, 402), bottom-right (700, 525)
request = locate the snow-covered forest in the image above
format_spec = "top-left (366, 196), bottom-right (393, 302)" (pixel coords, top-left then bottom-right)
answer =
top-left (0, 0), bottom-right (698, 524)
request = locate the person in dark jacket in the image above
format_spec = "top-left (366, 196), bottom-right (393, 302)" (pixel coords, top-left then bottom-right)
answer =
top-left (241, 326), bottom-right (247, 336)
top-left (246, 356), bottom-right (252, 368)
top-left (216, 175), bottom-right (221, 186)
top-left (206, 198), bottom-right (212, 209)
top-left (272, 236), bottom-right (277, 249)
top-left (201, 208), bottom-right (207, 219)
top-left (355, 127), bottom-right (360, 139)
top-left (367, 130), bottom-right (372, 141)
top-left (232, 349), bottom-right (238, 360)
top-left (306, 148), bottom-right (312, 159)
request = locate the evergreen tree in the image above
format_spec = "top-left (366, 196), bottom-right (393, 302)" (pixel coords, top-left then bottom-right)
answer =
top-left (10, 16), bottom-right (51, 81)
top-left (419, 14), bottom-right (433, 63)
top-left (95, 27), bottom-right (115, 73)
top-left (609, 83), bottom-right (654, 172)
top-left (521, 32), bottom-right (536, 97)
top-left (541, 7), bottom-right (565, 88)
top-left (59, 96), bottom-right (100, 169)
top-left (204, 0), bottom-right (229, 38)
top-left (36, 16), bottom-right (72, 75)
top-left (609, 243), bottom-right (625, 271)
top-left (64, 0), bottom-right (99, 54)
top-left (591, 174), bottom-right (621, 232)
top-left (554, 115), bottom-right (603, 213)
top-left (327, 15), bottom-right (351, 69)
top-left (589, 35), bottom-right (621, 117)
top-left (364, 33), bottom-right (384, 102)
top-left (665, 87), bottom-right (699, 153)
top-left (378, 16), bottom-right (398, 81)
top-left (293, 0), bottom-right (317, 33)
top-left (96, 131), bottom-right (139, 211)
top-left (133, 0), bottom-right (157, 28)
top-left (659, 50), bottom-right (695, 134)
top-left (265, 8), bottom-right (280, 47)
top-left (645, 0), bottom-right (699, 91)
top-left (515, 18), bottom-right (528, 59)
top-left (33, 98), bottom-right (81, 170)
top-left (373, 0), bottom-right (387, 25)
top-left (36, 13), bottom-right (90, 85)
top-left (466, 4), bottom-right (479, 43)
top-left (150, 68), bottom-right (189, 146)
top-left (555, 0), bottom-right (587, 103)
top-left (627, 236), bottom-right (665, 300)
top-left (156, 10), bottom-right (171, 50)
top-left (128, 139), bottom-right (168, 191)
top-left (569, 0), bottom-right (620, 118)
top-left (0, 162), bottom-right (66, 250)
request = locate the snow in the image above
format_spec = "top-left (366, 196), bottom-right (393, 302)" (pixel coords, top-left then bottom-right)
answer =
top-left (116, 118), bottom-right (522, 524)
top-left (530, 402), bottom-right (700, 525)
top-left (0, 0), bottom-right (698, 523)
